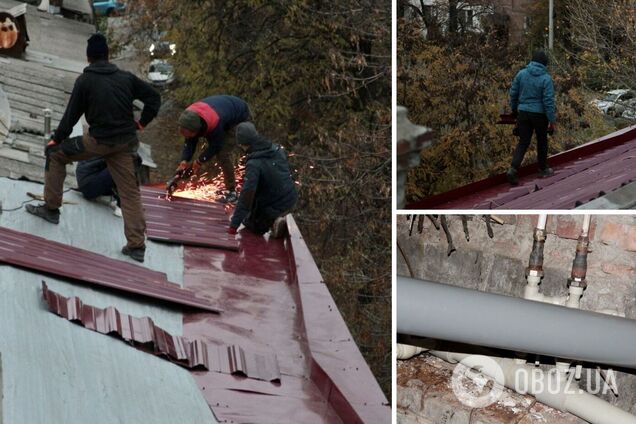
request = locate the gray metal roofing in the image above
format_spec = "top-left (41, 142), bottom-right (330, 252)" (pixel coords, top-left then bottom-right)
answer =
top-left (0, 178), bottom-right (218, 424)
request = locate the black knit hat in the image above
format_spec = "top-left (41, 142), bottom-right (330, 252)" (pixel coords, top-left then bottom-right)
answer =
top-left (87, 34), bottom-right (109, 60)
top-left (532, 50), bottom-right (549, 66)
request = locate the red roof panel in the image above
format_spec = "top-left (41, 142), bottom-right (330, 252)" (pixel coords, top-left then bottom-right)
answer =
top-left (0, 225), bottom-right (221, 313)
top-left (42, 281), bottom-right (281, 381)
top-left (181, 216), bottom-right (390, 423)
top-left (141, 187), bottom-right (239, 251)
top-left (408, 125), bottom-right (636, 209)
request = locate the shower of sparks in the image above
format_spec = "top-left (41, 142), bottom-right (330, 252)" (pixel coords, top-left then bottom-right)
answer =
top-left (166, 161), bottom-right (246, 211)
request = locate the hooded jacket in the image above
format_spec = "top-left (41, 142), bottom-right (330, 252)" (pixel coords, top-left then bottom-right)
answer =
top-left (180, 95), bottom-right (251, 163)
top-left (53, 61), bottom-right (161, 144)
top-left (509, 61), bottom-right (556, 123)
top-left (230, 123), bottom-right (298, 229)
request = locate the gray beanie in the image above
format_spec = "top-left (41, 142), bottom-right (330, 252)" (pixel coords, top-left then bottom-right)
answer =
top-left (178, 110), bottom-right (202, 132)
top-left (236, 122), bottom-right (259, 145)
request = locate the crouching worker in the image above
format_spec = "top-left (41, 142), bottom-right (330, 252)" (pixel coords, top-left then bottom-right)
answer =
top-left (25, 33), bottom-right (161, 263)
top-left (177, 95), bottom-right (251, 203)
top-left (228, 122), bottom-right (297, 237)
top-left (76, 155), bottom-right (142, 217)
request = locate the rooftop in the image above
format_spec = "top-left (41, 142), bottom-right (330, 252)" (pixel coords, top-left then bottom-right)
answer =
top-left (0, 177), bottom-right (389, 423)
top-left (407, 125), bottom-right (636, 209)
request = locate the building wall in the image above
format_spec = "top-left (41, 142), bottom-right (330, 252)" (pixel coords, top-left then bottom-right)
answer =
top-left (493, 0), bottom-right (536, 44)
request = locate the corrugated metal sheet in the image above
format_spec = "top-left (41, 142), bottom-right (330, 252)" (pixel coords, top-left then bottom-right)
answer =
top-left (408, 125), bottom-right (636, 209)
top-left (141, 187), bottom-right (239, 251)
top-left (181, 217), bottom-right (390, 423)
top-left (42, 281), bottom-right (280, 381)
top-left (0, 225), bottom-right (220, 313)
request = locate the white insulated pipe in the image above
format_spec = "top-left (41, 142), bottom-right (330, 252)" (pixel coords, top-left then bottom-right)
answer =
top-left (581, 214), bottom-right (591, 237)
top-left (396, 344), bottom-right (427, 360)
top-left (430, 351), bottom-right (636, 424)
top-left (537, 214), bottom-right (548, 231)
top-left (397, 277), bottom-right (636, 368)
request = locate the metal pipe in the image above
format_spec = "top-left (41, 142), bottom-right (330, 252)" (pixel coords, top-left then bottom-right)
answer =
top-left (569, 215), bottom-right (590, 293)
top-left (549, 0), bottom-right (554, 50)
top-left (43, 108), bottom-right (52, 140)
top-left (397, 277), bottom-right (636, 368)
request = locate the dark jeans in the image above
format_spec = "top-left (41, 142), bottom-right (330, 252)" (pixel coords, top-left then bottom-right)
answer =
top-left (511, 111), bottom-right (549, 170)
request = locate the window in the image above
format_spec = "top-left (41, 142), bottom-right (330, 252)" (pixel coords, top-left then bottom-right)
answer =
top-left (459, 9), bottom-right (474, 29)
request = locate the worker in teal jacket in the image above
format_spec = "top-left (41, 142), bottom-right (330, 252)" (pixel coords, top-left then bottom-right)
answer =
top-left (507, 51), bottom-right (556, 185)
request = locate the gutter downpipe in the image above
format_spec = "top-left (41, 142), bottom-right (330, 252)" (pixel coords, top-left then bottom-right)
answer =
top-left (429, 351), bottom-right (636, 424)
top-left (397, 276), bottom-right (636, 368)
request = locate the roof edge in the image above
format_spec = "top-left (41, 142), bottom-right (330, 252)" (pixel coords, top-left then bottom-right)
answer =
top-left (407, 124), bottom-right (636, 209)
top-left (285, 215), bottom-right (390, 424)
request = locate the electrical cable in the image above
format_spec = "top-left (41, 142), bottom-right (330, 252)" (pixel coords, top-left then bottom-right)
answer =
top-left (0, 188), bottom-right (74, 212)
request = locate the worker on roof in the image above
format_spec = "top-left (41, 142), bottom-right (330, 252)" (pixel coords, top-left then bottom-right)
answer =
top-left (228, 122), bottom-right (298, 238)
top-left (507, 50), bottom-right (556, 185)
top-left (75, 155), bottom-right (142, 217)
top-left (176, 95), bottom-right (251, 204)
top-left (26, 33), bottom-right (161, 263)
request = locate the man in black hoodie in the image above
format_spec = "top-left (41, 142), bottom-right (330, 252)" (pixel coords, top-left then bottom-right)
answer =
top-left (26, 34), bottom-right (161, 262)
top-left (228, 122), bottom-right (297, 237)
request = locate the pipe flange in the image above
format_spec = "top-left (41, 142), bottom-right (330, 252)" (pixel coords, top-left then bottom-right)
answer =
top-left (526, 267), bottom-right (544, 278)
top-left (568, 278), bottom-right (587, 289)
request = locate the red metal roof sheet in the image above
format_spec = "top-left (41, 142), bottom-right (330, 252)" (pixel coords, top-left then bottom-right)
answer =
top-left (0, 225), bottom-right (220, 313)
top-left (42, 281), bottom-right (281, 381)
top-left (141, 187), bottom-right (239, 251)
top-left (407, 125), bottom-right (636, 209)
top-left (181, 216), bottom-right (390, 424)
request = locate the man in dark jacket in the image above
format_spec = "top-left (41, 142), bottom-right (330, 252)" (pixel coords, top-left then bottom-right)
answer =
top-left (176, 95), bottom-right (251, 203)
top-left (228, 122), bottom-right (297, 237)
top-left (26, 33), bottom-right (161, 262)
top-left (507, 50), bottom-right (556, 185)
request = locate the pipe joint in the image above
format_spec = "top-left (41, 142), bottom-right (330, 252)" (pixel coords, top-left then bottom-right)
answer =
top-left (568, 277), bottom-right (587, 290)
top-left (570, 236), bottom-right (589, 281)
top-left (527, 230), bottom-right (546, 275)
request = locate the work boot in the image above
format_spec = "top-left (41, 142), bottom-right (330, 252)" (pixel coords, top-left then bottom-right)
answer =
top-left (217, 190), bottom-right (238, 204)
top-left (538, 167), bottom-right (554, 178)
top-left (122, 245), bottom-right (145, 263)
top-left (25, 204), bottom-right (60, 224)
top-left (270, 216), bottom-right (289, 239)
top-left (506, 168), bottom-right (519, 186)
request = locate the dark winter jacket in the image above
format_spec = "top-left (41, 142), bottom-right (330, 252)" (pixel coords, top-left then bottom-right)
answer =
top-left (230, 125), bottom-right (297, 229)
top-left (53, 61), bottom-right (161, 144)
top-left (180, 95), bottom-right (250, 163)
top-left (509, 61), bottom-right (556, 123)
top-left (75, 157), bottom-right (115, 200)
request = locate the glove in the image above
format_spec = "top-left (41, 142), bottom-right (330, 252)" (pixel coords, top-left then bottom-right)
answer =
top-left (135, 120), bottom-right (144, 132)
top-left (191, 159), bottom-right (202, 174)
top-left (511, 110), bottom-right (518, 119)
top-left (228, 227), bottom-right (238, 235)
top-left (547, 123), bottom-right (556, 136)
top-left (176, 160), bottom-right (188, 172)
top-left (45, 139), bottom-right (58, 157)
